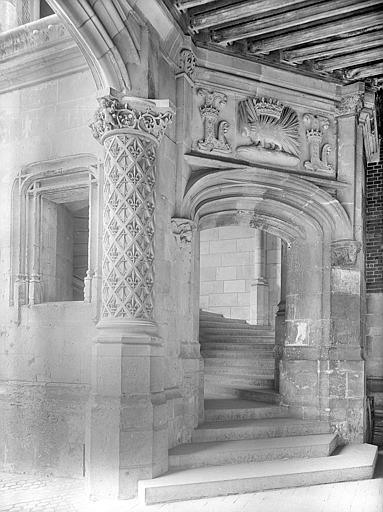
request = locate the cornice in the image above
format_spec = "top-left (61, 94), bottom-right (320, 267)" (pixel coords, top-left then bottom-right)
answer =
top-left (0, 15), bottom-right (88, 94)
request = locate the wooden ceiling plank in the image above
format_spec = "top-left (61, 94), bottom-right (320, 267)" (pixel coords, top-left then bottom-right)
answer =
top-left (175, 0), bottom-right (217, 12)
top-left (190, 0), bottom-right (312, 31)
top-left (345, 62), bottom-right (383, 79)
top-left (317, 47), bottom-right (383, 70)
top-left (213, 0), bottom-right (382, 43)
top-left (249, 11), bottom-right (383, 54)
top-left (283, 30), bottom-right (383, 62)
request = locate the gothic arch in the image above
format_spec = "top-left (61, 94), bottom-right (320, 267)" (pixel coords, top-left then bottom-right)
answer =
top-left (46, 0), bottom-right (142, 92)
top-left (181, 167), bottom-right (352, 243)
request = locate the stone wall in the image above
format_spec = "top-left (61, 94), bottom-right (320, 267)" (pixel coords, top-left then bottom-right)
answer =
top-left (199, 226), bottom-right (281, 325)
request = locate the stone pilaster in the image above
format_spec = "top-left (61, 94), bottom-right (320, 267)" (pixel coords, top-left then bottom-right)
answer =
top-left (249, 229), bottom-right (269, 326)
top-left (87, 92), bottom-right (174, 499)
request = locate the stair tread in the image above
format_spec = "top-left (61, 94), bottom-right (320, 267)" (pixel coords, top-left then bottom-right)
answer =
top-left (204, 399), bottom-right (280, 410)
top-left (169, 434), bottom-right (337, 457)
top-left (196, 417), bottom-right (329, 431)
top-left (140, 444), bottom-right (377, 488)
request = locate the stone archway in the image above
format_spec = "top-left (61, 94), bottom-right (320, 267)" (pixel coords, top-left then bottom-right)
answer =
top-left (180, 166), bottom-right (364, 443)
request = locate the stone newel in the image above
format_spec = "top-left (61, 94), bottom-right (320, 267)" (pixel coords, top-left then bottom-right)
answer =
top-left (88, 92), bottom-right (174, 499)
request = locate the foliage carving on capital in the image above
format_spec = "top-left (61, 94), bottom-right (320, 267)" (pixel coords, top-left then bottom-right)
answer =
top-left (90, 96), bottom-right (174, 143)
top-left (171, 218), bottom-right (196, 250)
top-left (237, 96), bottom-right (300, 167)
top-left (178, 48), bottom-right (196, 78)
top-left (331, 240), bottom-right (361, 267)
top-left (303, 113), bottom-right (334, 173)
top-left (335, 93), bottom-right (364, 117)
top-left (196, 89), bottom-right (231, 154)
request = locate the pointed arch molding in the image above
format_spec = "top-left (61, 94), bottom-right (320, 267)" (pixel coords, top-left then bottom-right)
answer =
top-left (47, 0), bottom-right (141, 92)
top-left (181, 168), bottom-right (352, 242)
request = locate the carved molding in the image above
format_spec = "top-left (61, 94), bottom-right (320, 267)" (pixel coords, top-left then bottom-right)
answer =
top-left (171, 218), bottom-right (196, 250)
top-left (196, 88), bottom-right (231, 154)
top-left (237, 96), bottom-right (300, 167)
top-left (0, 15), bottom-right (68, 61)
top-left (90, 97), bottom-right (174, 144)
top-left (303, 114), bottom-right (334, 173)
top-left (178, 48), bottom-right (196, 78)
top-left (331, 240), bottom-right (361, 267)
top-left (91, 95), bottom-right (173, 321)
top-left (335, 93), bottom-right (364, 117)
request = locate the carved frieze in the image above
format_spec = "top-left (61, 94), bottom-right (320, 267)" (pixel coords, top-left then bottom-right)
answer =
top-left (237, 96), bottom-right (300, 167)
top-left (171, 218), bottom-right (196, 250)
top-left (331, 240), bottom-right (361, 267)
top-left (195, 88), bottom-right (231, 154)
top-left (178, 48), bottom-right (196, 79)
top-left (303, 114), bottom-right (334, 173)
top-left (0, 17), bottom-right (68, 60)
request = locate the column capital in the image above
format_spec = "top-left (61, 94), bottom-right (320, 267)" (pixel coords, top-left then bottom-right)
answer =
top-left (331, 239), bottom-right (361, 267)
top-left (335, 92), bottom-right (364, 118)
top-left (90, 92), bottom-right (174, 144)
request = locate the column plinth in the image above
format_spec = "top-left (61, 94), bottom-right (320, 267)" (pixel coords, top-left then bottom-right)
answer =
top-left (87, 93), bottom-right (174, 499)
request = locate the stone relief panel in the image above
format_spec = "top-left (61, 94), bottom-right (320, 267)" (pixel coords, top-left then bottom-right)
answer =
top-left (195, 88), bottom-right (231, 154)
top-left (171, 218), bottom-right (196, 252)
top-left (302, 114), bottom-right (334, 173)
top-left (237, 97), bottom-right (300, 167)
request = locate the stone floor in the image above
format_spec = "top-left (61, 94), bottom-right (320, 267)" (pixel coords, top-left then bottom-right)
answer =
top-left (1, 449), bottom-right (382, 512)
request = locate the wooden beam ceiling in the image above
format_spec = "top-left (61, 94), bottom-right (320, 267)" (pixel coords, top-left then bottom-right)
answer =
top-left (171, 0), bottom-right (383, 83)
top-left (212, 0), bottom-right (382, 44)
top-left (249, 11), bottom-right (383, 54)
top-left (283, 31), bottom-right (383, 63)
top-left (190, 0), bottom-right (311, 32)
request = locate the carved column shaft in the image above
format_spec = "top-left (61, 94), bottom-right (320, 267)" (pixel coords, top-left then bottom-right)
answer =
top-left (88, 94), bottom-right (173, 499)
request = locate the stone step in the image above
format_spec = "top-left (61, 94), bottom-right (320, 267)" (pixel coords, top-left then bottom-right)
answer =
top-left (202, 349), bottom-right (274, 359)
top-left (201, 324), bottom-right (274, 335)
top-left (204, 358), bottom-right (275, 370)
top-left (192, 417), bottom-right (330, 443)
top-left (240, 388), bottom-right (281, 404)
top-left (169, 433), bottom-right (338, 469)
top-left (201, 335), bottom-right (274, 343)
top-left (205, 367), bottom-right (274, 378)
top-left (201, 342), bottom-right (274, 351)
top-left (204, 399), bottom-right (288, 422)
top-left (204, 375), bottom-right (275, 389)
top-left (139, 444), bottom-right (377, 504)
top-left (204, 383), bottom-right (278, 400)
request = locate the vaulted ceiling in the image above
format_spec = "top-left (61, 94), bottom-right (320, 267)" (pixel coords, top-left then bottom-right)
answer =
top-left (168, 0), bottom-right (383, 84)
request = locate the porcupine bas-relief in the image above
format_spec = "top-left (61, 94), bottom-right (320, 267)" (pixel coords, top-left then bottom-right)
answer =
top-left (237, 96), bottom-right (300, 167)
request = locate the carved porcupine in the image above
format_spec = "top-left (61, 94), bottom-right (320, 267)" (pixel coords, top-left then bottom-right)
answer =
top-left (239, 98), bottom-right (300, 157)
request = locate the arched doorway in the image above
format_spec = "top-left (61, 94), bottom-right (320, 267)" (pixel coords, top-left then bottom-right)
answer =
top-left (180, 165), bottom-right (363, 443)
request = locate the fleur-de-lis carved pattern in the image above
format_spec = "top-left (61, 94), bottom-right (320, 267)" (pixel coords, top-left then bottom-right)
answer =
top-left (102, 133), bottom-right (157, 319)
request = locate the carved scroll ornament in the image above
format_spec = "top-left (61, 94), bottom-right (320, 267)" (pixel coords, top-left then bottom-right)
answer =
top-left (196, 88), bottom-right (231, 154)
top-left (178, 48), bottom-right (196, 78)
top-left (303, 114), bottom-right (334, 173)
top-left (237, 97), bottom-right (300, 167)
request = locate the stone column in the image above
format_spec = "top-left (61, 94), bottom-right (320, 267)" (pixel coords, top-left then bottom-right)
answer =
top-left (250, 229), bottom-right (269, 325)
top-left (87, 92), bottom-right (173, 499)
